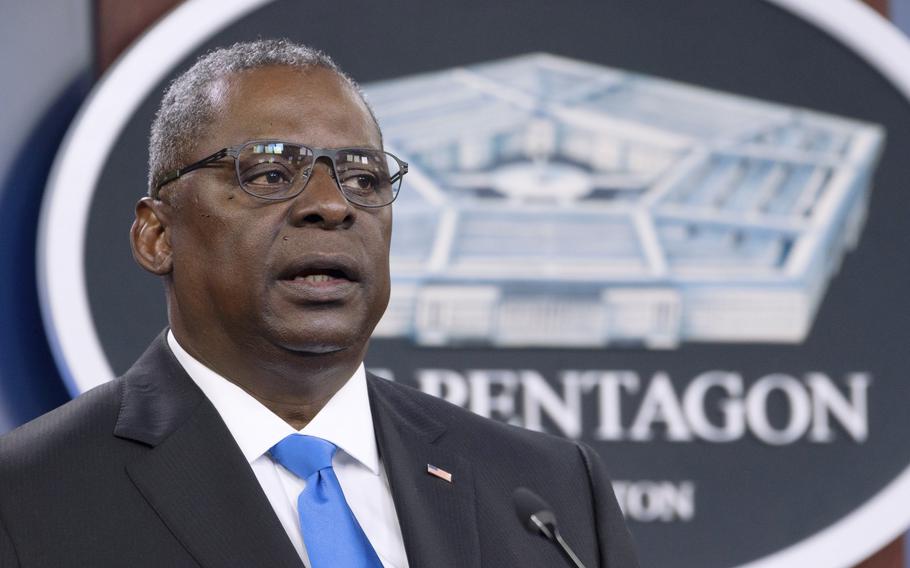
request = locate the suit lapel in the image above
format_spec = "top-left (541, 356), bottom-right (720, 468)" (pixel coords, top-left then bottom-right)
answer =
top-left (114, 333), bottom-right (302, 568)
top-left (368, 375), bottom-right (481, 568)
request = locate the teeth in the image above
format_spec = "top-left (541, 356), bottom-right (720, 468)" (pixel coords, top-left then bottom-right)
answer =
top-left (302, 274), bottom-right (332, 283)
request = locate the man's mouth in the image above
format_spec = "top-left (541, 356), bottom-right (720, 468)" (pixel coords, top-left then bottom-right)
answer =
top-left (292, 269), bottom-right (349, 284)
top-left (276, 255), bottom-right (360, 301)
top-left (299, 274), bottom-right (333, 283)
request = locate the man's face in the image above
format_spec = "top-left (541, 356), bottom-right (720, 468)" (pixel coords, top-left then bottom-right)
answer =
top-left (163, 65), bottom-right (391, 357)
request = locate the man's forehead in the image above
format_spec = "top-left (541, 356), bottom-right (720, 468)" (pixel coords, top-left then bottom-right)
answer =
top-left (204, 65), bottom-right (380, 147)
top-left (210, 66), bottom-right (361, 117)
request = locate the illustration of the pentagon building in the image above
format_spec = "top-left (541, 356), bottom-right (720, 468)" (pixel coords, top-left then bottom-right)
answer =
top-left (365, 53), bottom-right (885, 348)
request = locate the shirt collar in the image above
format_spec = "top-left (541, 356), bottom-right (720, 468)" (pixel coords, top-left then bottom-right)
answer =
top-left (166, 330), bottom-right (379, 475)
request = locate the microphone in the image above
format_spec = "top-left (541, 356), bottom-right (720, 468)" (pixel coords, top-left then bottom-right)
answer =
top-left (513, 487), bottom-right (587, 568)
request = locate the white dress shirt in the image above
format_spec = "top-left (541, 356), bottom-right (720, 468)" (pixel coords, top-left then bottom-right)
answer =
top-left (166, 331), bottom-right (409, 568)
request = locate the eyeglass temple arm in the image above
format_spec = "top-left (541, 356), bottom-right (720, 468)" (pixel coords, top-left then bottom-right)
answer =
top-left (389, 161), bottom-right (408, 185)
top-left (153, 148), bottom-right (231, 194)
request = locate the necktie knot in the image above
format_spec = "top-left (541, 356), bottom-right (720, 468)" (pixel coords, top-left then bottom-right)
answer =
top-left (270, 434), bottom-right (337, 479)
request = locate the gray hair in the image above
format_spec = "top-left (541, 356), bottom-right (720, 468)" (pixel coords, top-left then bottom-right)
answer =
top-left (147, 38), bottom-right (377, 194)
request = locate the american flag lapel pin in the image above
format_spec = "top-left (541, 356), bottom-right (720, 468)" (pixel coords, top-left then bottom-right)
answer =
top-left (427, 463), bottom-right (453, 483)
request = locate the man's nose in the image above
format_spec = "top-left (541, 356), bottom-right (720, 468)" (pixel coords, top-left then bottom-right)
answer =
top-left (287, 161), bottom-right (355, 229)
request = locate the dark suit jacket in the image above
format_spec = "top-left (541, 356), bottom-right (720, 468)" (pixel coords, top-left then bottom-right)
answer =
top-left (0, 333), bottom-right (638, 567)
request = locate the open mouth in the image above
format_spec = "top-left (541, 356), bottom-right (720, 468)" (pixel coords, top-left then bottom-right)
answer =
top-left (290, 268), bottom-right (350, 284)
top-left (276, 255), bottom-right (361, 298)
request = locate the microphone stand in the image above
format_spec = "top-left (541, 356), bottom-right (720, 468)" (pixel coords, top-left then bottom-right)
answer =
top-left (528, 511), bottom-right (587, 568)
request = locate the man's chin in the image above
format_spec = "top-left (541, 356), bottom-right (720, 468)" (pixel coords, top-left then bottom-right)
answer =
top-left (284, 342), bottom-right (349, 356)
top-left (270, 328), bottom-right (367, 358)
top-left (261, 307), bottom-right (379, 360)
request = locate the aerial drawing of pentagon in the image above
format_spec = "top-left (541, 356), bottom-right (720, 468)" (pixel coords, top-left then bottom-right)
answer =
top-left (365, 53), bottom-right (884, 349)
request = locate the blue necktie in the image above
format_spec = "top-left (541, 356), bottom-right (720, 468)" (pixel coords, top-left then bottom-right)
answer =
top-left (270, 434), bottom-right (383, 568)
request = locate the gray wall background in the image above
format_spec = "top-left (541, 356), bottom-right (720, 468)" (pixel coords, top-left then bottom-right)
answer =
top-left (0, 0), bottom-right (91, 200)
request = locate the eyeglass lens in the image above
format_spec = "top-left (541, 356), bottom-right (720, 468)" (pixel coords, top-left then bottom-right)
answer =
top-left (236, 141), bottom-right (401, 206)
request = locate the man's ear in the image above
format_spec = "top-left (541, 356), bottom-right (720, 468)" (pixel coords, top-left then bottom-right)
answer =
top-left (131, 197), bottom-right (173, 275)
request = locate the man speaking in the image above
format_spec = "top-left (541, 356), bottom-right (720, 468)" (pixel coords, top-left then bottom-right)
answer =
top-left (0, 39), bottom-right (638, 567)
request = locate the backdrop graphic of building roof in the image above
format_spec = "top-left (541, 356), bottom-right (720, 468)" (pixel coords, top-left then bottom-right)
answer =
top-left (365, 53), bottom-right (884, 349)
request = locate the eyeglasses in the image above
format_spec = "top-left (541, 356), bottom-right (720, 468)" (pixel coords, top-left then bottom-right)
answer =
top-left (153, 140), bottom-right (408, 208)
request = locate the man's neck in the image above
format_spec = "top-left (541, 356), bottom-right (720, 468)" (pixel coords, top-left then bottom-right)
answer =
top-left (169, 327), bottom-right (366, 430)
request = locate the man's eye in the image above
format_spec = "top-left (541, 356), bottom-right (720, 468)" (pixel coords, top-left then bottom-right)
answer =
top-left (341, 173), bottom-right (377, 194)
top-left (243, 167), bottom-right (292, 186)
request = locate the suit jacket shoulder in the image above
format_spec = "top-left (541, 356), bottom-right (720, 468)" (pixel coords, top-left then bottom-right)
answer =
top-left (0, 334), bottom-right (302, 568)
top-left (0, 380), bottom-right (128, 567)
top-left (371, 374), bottom-right (585, 464)
top-left (0, 379), bottom-right (122, 467)
top-left (367, 375), bottom-right (639, 568)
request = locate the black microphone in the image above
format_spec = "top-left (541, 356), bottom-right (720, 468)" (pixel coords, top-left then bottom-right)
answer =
top-left (513, 487), bottom-right (587, 568)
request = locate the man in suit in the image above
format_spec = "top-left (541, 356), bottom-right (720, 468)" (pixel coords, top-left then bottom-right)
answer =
top-left (0, 39), bottom-right (638, 567)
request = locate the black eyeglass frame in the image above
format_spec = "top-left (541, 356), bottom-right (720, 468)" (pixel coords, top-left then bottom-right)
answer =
top-left (153, 140), bottom-right (408, 207)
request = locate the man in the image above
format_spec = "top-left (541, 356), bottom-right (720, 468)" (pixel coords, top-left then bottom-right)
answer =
top-left (0, 40), bottom-right (638, 567)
